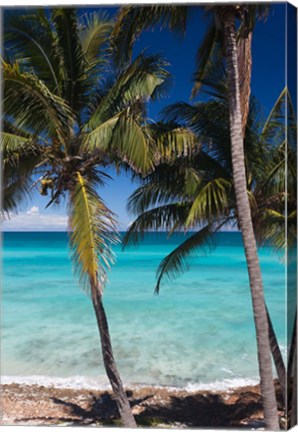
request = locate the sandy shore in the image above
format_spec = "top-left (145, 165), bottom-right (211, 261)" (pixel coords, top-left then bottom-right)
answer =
top-left (0, 381), bottom-right (285, 428)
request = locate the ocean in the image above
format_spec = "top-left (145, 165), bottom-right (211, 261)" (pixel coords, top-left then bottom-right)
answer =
top-left (1, 231), bottom-right (286, 391)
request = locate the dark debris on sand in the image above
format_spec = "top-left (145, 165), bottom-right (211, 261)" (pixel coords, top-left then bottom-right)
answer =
top-left (0, 381), bottom-right (285, 429)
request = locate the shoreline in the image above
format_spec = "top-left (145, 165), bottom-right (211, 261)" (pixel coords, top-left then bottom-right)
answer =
top-left (0, 374), bottom-right (260, 392)
top-left (1, 380), bottom-right (285, 428)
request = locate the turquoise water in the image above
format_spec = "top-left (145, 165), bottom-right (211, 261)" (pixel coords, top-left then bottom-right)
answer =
top-left (2, 231), bottom-right (286, 390)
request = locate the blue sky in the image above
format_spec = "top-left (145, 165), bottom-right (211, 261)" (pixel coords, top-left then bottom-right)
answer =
top-left (3, 4), bottom-right (292, 231)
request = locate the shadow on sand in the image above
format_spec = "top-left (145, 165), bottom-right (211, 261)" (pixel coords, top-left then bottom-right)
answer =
top-left (16, 384), bottom-right (284, 428)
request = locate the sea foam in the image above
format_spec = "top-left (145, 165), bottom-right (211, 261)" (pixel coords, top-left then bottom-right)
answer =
top-left (1, 375), bottom-right (259, 392)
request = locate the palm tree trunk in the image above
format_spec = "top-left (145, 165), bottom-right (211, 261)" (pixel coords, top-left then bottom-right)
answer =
top-left (237, 26), bottom-right (286, 407)
top-left (223, 14), bottom-right (279, 430)
top-left (266, 305), bottom-right (286, 406)
top-left (237, 31), bottom-right (252, 137)
top-left (288, 313), bottom-right (297, 380)
top-left (92, 288), bottom-right (137, 428)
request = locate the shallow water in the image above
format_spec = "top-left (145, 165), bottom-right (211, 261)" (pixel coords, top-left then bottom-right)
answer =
top-left (2, 231), bottom-right (286, 389)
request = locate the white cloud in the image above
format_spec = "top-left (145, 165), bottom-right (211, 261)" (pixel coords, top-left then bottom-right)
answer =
top-left (2, 206), bottom-right (69, 231)
top-left (26, 206), bottom-right (39, 215)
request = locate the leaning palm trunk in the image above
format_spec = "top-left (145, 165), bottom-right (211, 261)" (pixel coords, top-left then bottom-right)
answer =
top-left (92, 286), bottom-right (137, 428)
top-left (224, 14), bottom-right (279, 430)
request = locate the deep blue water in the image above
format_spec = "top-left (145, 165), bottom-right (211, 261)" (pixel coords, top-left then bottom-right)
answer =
top-left (1, 231), bottom-right (286, 389)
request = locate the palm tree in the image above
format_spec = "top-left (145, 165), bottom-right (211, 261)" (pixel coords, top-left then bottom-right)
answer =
top-left (2, 8), bottom-right (171, 427)
top-left (219, 11), bottom-right (280, 425)
top-left (124, 90), bottom-right (295, 428)
top-left (113, 5), bottom-right (281, 428)
top-left (130, 93), bottom-right (295, 421)
top-left (125, 87), bottom-right (296, 270)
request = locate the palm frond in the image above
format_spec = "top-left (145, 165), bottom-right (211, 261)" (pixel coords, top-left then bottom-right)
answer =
top-left (123, 202), bottom-right (191, 248)
top-left (112, 5), bottom-right (188, 66)
top-left (186, 178), bottom-right (232, 227)
top-left (287, 89), bottom-right (297, 149)
top-left (110, 114), bottom-right (155, 174)
top-left (1, 131), bottom-right (43, 175)
top-left (256, 208), bottom-right (286, 254)
top-left (83, 110), bottom-right (155, 174)
top-left (1, 132), bottom-right (44, 216)
top-left (192, 21), bottom-right (223, 98)
top-left (2, 132), bottom-right (32, 155)
top-left (84, 54), bottom-right (169, 131)
top-left (79, 12), bottom-right (113, 75)
top-left (192, 15), bottom-right (254, 133)
top-left (162, 100), bottom-right (232, 173)
top-left (83, 113), bottom-right (119, 152)
top-left (3, 61), bottom-right (73, 144)
top-left (52, 8), bottom-right (87, 111)
top-left (69, 172), bottom-right (119, 297)
top-left (261, 87), bottom-right (287, 146)
top-left (155, 223), bottom-right (216, 293)
top-left (2, 117), bottom-right (38, 139)
top-left (237, 5), bottom-right (270, 37)
top-left (242, 97), bottom-right (269, 186)
top-left (4, 10), bottom-right (63, 94)
top-left (126, 158), bottom-right (206, 216)
top-left (287, 210), bottom-right (297, 250)
top-left (148, 122), bottom-right (199, 163)
top-left (127, 180), bottom-right (182, 216)
top-left (2, 175), bottom-right (31, 217)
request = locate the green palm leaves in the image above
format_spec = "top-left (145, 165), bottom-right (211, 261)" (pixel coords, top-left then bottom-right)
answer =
top-left (253, 89), bottom-right (297, 253)
top-left (186, 178), bottom-right (231, 226)
top-left (155, 224), bottom-right (216, 294)
top-left (2, 119), bottom-right (44, 216)
top-left (112, 5), bottom-right (188, 66)
top-left (3, 61), bottom-right (71, 143)
top-left (2, 8), bottom-right (170, 292)
top-left (4, 10), bottom-right (63, 93)
top-left (69, 173), bottom-right (118, 297)
top-left (125, 88), bottom-right (296, 292)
